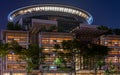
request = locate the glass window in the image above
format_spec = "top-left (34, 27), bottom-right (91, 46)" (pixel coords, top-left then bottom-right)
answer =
top-left (7, 64), bottom-right (26, 70)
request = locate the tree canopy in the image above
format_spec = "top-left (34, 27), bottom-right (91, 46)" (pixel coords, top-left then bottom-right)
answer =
top-left (7, 22), bottom-right (22, 30)
top-left (54, 39), bottom-right (110, 74)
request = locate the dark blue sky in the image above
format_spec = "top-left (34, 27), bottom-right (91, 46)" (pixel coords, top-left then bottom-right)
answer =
top-left (0, 0), bottom-right (120, 30)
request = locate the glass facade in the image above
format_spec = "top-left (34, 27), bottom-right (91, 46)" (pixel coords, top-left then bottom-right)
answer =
top-left (5, 31), bottom-right (28, 48)
top-left (39, 32), bottom-right (74, 72)
top-left (7, 54), bottom-right (21, 62)
top-left (100, 35), bottom-right (120, 72)
top-left (7, 64), bottom-right (26, 70)
top-left (1, 31), bottom-right (29, 74)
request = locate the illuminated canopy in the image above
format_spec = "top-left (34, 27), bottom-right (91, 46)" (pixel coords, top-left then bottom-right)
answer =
top-left (8, 4), bottom-right (93, 24)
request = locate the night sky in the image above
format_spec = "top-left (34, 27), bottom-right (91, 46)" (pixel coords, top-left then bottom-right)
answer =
top-left (0, 0), bottom-right (120, 30)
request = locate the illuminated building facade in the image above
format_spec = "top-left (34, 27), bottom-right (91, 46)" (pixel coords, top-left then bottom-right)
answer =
top-left (2, 4), bottom-right (86, 74)
top-left (1, 30), bottom-right (29, 75)
top-left (8, 4), bottom-right (93, 31)
top-left (2, 30), bottom-right (29, 48)
top-left (8, 4), bottom-right (93, 24)
top-left (100, 35), bottom-right (120, 72)
top-left (1, 30), bottom-right (74, 75)
top-left (1, 3), bottom-right (120, 75)
top-left (38, 32), bottom-right (74, 75)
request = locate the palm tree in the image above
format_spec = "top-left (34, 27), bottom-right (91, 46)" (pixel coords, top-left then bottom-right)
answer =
top-left (0, 40), bottom-right (23, 75)
top-left (8, 40), bottom-right (23, 54)
top-left (0, 40), bottom-right (22, 58)
top-left (20, 44), bottom-right (44, 75)
top-left (0, 41), bottom-right (9, 58)
top-left (0, 41), bottom-right (44, 75)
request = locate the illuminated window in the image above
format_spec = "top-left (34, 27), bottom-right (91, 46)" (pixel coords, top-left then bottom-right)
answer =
top-left (7, 54), bottom-right (22, 62)
top-left (7, 64), bottom-right (26, 70)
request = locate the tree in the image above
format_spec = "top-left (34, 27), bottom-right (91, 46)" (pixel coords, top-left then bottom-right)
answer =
top-left (7, 40), bottom-right (23, 54)
top-left (7, 22), bottom-right (22, 30)
top-left (0, 40), bottom-right (44, 75)
top-left (54, 44), bottom-right (69, 71)
top-left (55, 39), bottom-right (110, 75)
top-left (87, 44), bottom-right (110, 75)
top-left (0, 41), bottom-right (9, 58)
top-left (113, 28), bottom-right (120, 35)
top-left (14, 23), bottom-right (22, 30)
top-left (53, 39), bottom-right (82, 73)
top-left (97, 25), bottom-right (113, 35)
top-left (20, 44), bottom-right (44, 75)
top-left (104, 62), bottom-right (116, 75)
top-left (97, 25), bottom-right (109, 30)
top-left (0, 41), bottom-right (23, 75)
top-left (47, 26), bottom-right (57, 32)
top-left (0, 40), bottom-right (22, 58)
top-left (7, 22), bottom-right (15, 30)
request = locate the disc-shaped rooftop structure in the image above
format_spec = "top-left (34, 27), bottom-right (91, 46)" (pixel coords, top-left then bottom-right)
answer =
top-left (8, 4), bottom-right (93, 24)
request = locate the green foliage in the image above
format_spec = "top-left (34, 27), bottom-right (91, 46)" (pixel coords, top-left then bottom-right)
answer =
top-left (97, 25), bottom-right (114, 35)
top-left (54, 44), bottom-right (61, 50)
top-left (0, 41), bottom-right (44, 74)
top-left (7, 22), bottom-right (22, 30)
top-left (40, 25), bottom-right (65, 32)
top-left (54, 39), bottom-right (110, 61)
top-left (7, 22), bottom-right (15, 30)
top-left (97, 26), bottom-right (120, 35)
top-left (96, 60), bottom-right (105, 68)
top-left (113, 28), bottom-right (120, 35)
top-left (14, 23), bottom-right (22, 30)
top-left (20, 44), bottom-right (44, 74)
top-left (40, 26), bottom-right (57, 32)
top-left (0, 42), bottom-right (9, 58)
top-left (97, 25), bottom-right (109, 30)
top-left (87, 43), bottom-right (110, 58)
top-left (0, 40), bottom-right (23, 58)
top-left (53, 42), bottom-right (74, 71)
top-left (104, 28), bottom-right (113, 35)
top-left (54, 57), bottom-right (63, 66)
top-left (104, 62), bottom-right (116, 75)
top-left (55, 39), bottom-right (110, 74)
top-left (47, 26), bottom-right (57, 32)
top-left (8, 40), bottom-right (23, 54)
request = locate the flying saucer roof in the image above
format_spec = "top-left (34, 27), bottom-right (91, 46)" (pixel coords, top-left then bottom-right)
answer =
top-left (8, 4), bottom-right (93, 24)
